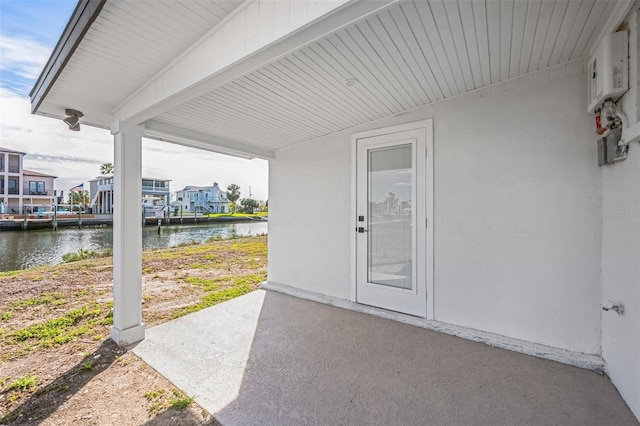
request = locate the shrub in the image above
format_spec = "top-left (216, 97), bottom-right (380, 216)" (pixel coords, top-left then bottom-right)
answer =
top-left (7, 375), bottom-right (37, 392)
top-left (169, 389), bottom-right (194, 410)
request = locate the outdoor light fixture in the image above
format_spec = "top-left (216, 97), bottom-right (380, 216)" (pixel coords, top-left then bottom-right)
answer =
top-left (63, 108), bottom-right (84, 131)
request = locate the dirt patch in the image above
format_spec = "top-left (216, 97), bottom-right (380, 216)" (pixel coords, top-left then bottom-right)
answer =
top-left (0, 236), bottom-right (267, 424)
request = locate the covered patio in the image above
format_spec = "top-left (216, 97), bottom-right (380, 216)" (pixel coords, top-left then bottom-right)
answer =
top-left (133, 289), bottom-right (637, 425)
top-left (31, 0), bottom-right (640, 421)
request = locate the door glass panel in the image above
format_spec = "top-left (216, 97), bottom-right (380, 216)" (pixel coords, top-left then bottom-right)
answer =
top-left (367, 144), bottom-right (412, 289)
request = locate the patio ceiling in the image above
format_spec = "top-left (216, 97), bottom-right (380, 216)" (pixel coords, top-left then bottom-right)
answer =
top-left (31, 0), bottom-right (244, 126)
top-left (154, 0), bottom-right (616, 150)
top-left (32, 0), bottom-right (631, 157)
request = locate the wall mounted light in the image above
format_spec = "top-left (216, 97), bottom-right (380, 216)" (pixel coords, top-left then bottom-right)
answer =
top-left (63, 109), bottom-right (84, 131)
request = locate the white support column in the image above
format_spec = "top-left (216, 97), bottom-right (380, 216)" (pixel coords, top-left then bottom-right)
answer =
top-left (110, 121), bottom-right (145, 345)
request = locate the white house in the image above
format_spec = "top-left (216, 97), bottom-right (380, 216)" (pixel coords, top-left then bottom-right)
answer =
top-left (0, 147), bottom-right (57, 214)
top-left (30, 0), bottom-right (640, 420)
top-left (88, 175), bottom-right (171, 214)
top-left (174, 182), bottom-right (228, 213)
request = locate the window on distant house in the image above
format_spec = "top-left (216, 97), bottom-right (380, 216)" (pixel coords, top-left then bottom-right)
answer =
top-left (8, 155), bottom-right (20, 173)
top-left (8, 178), bottom-right (18, 194)
top-left (29, 181), bottom-right (45, 195)
top-left (0, 178), bottom-right (4, 194)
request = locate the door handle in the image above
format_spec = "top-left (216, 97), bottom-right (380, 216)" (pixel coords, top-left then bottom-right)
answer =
top-left (357, 227), bottom-right (368, 233)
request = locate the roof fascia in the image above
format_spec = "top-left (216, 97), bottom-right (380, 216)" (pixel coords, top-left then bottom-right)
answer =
top-left (22, 170), bottom-right (58, 178)
top-left (0, 147), bottom-right (26, 155)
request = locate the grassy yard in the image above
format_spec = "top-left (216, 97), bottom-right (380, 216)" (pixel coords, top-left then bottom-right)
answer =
top-left (0, 235), bottom-right (267, 425)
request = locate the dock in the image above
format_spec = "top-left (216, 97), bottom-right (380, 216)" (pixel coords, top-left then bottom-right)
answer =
top-left (0, 214), bottom-right (263, 231)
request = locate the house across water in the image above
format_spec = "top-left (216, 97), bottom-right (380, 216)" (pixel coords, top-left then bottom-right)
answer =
top-left (0, 147), bottom-right (57, 215)
top-left (89, 175), bottom-right (171, 215)
top-left (174, 182), bottom-right (228, 214)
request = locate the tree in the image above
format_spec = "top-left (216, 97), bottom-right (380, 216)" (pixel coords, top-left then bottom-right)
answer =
top-left (100, 162), bottom-right (113, 175)
top-left (240, 198), bottom-right (259, 214)
top-left (68, 190), bottom-right (90, 211)
top-left (226, 184), bottom-right (240, 213)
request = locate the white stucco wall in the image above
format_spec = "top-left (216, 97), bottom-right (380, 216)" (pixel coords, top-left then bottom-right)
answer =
top-left (601, 8), bottom-right (640, 420)
top-left (435, 65), bottom-right (601, 354)
top-left (269, 62), bottom-right (601, 355)
top-left (602, 150), bottom-right (640, 420)
top-left (268, 128), bottom-right (353, 299)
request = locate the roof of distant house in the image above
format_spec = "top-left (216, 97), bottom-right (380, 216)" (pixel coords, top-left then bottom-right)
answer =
top-left (0, 147), bottom-right (26, 155)
top-left (23, 169), bottom-right (57, 178)
top-left (180, 184), bottom-right (226, 192)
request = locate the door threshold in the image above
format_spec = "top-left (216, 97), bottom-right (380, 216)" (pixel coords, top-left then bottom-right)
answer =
top-left (262, 281), bottom-right (604, 372)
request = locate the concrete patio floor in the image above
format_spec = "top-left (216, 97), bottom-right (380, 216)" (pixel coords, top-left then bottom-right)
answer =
top-left (132, 290), bottom-right (638, 425)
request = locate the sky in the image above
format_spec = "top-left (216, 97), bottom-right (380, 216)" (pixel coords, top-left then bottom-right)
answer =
top-left (0, 0), bottom-right (268, 201)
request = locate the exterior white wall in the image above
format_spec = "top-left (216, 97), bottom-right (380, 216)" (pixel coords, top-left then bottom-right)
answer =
top-left (269, 61), bottom-right (602, 355)
top-left (601, 7), bottom-right (640, 420)
top-left (602, 148), bottom-right (640, 420)
top-left (434, 63), bottom-right (600, 354)
top-left (269, 131), bottom-right (353, 298)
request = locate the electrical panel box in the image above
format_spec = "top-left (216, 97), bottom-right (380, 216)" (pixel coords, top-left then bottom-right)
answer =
top-left (587, 31), bottom-right (628, 113)
top-left (597, 128), bottom-right (626, 166)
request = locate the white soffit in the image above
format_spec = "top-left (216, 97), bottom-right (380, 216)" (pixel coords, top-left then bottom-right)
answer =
top-left (36, 0), bottom-right (243, 126)
top-left (154, 0), bottom-right (616, 150)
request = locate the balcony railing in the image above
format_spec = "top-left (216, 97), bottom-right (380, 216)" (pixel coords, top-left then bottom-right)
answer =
top-left (8, 166), bottom-right (20, 173)
top-left (8, 188), bottom-right (19, 195)
top-left (24, 189), bottom-right (54, 196)
top-left (142, 185), bottom-right (169, 193)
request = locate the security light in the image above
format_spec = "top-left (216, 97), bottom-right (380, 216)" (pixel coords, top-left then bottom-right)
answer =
top-left (63, 109), bottom-right (84, 131)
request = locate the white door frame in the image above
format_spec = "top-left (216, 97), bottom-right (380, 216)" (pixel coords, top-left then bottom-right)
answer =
top-left (350, 119), bottom-right (434, 319)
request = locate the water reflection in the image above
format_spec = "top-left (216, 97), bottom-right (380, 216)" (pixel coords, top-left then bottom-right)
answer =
top-left (0, 222), bottom-right (268, 271)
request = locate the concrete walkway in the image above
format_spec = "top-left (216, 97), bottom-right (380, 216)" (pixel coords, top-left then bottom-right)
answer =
top-left (133, 290), bottom-right (638, 425)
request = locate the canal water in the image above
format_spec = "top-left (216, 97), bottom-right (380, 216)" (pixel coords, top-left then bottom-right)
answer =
top-left (0, 222), bottom-right (268, 271)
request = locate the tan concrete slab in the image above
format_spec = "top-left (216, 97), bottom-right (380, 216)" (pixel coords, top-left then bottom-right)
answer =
top-left (133, 290), bottom-right (638, 426)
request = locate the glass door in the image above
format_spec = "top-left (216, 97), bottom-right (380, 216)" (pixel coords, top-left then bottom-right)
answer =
top-left (356, 127), bottom-right (427, 317)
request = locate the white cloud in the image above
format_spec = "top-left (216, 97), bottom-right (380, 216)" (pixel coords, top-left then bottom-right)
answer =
top-left (0, 89), bottom-right (269, 200)
top-left (0, 34), bottom-right (51, 80)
